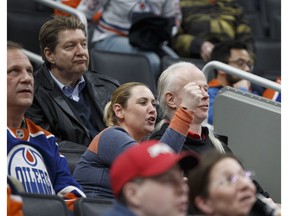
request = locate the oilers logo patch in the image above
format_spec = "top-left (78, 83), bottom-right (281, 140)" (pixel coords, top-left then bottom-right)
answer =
top-left (7, 144), bottom-right (55, 195)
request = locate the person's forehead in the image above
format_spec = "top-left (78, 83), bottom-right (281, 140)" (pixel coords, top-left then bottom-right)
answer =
top-left (153, 165), bottom-right (182, 179)
top-left (176, 69), bottom-right (207, 86)
top-left (57, 29), bottom-right (86, 43)
top-left (7, 49), bottom-right (30, 65)
top-left (229, 48), bottom-right (250, 59)
top-left (210, 158), bottom-right (241, 178)
top-left (130, 85), bottom-right (154, 98)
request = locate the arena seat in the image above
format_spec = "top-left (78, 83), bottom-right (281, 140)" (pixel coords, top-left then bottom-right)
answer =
top-left (161, 55), bottom-right (205, 70)
top-left (89, 49), bottom-right (157, 95)
top-left (213, 87), bottom-right (281, 203)
top-left (234, 0), bottom-right (258, 13)
top-left (59, 141), bottom-right (87, 174)
top-left (161, 56), bottom-right (212, 81)
top-left (245, 13), bottom-right (265, 39)
top-left (7, 0), bottom-right (53, 54)
top-left (253, 39), bottom-right (281, 81)
top-left (74, 197), bottom-right (113, 216)
top-left (20, 192), bottom-right (70, 216)
top-left (270, 13), bottom-right (281, 40)
top-left (260, 0), bottom-right (281, 38)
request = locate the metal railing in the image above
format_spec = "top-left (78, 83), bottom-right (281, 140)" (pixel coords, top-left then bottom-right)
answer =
top-left (202, 61), bottom-right (281, 92)
top-left (22, 0), bottom-right (89, 65)
top-left (22, 49), bottom-right (44, 65)
top-left (33, 0), bottom-right (88, 37)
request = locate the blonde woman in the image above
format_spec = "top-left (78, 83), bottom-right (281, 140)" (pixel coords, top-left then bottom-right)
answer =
top-left (73, 81), bottom-right (203, 198)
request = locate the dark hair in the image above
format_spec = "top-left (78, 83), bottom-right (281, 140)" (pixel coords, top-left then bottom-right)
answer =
top-left (188, 150), bottom-right (242, 213)
top-left (39, 15), bottom-right (86, 68)
top-left (210, 40), bottom-right (249, 63)
top-left (210, 40), bottom-right (249, 76)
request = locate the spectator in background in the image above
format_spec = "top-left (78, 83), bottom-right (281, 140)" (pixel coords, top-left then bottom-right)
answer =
top-left (79, 0), bottom-right (181, 79)
top-left (73, 81), bottom-right (203, 199)
top-left (173, 0), bottom-right (254, 62)
top-left (150, 62), bottom-right (231, 158)
top-left (104, 140), bottom-right (200, 216)
top-left (25, 15), bottom-right (119, 148)
top-left (207, 40), bottom-right (263, 125)
top-left (187, 150), bottom-right (281, 216)
top-left (7, 41), bottom-right (86, 211)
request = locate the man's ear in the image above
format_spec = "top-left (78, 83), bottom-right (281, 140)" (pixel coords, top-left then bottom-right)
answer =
top-left (165, 92), bottom-right (177, 109)
top-left (44, 47), bottom-right (55, 64)
top-left (114, 103), bottom-right (124, 119)
top-left (122, 182), bottom-right (142, 207)
top-left (194, 196), bottom-right (214, 215)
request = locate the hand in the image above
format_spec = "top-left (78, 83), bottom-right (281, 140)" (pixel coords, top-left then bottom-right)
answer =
top-left (200, 41), bottom-right (214, 62)
top-left (233, 79), bottom-right (251, 90)
top-left (257, 194), bottom-right (281, 216)
top-left (263, 198), bottom-right (281, 216)
top-left (181, 82), bottom-right (203, 112)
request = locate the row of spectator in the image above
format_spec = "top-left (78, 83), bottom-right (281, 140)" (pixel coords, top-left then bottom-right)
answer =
top-left (7, 0), bottom-right (281, 82)
top-left (7, 15), bottom-right (280, 216)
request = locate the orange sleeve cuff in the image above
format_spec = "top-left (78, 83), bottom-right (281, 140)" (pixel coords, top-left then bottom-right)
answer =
top-left (169, 107), bottom-right (194, 136)
top-left (64, 193), bottom-right (79, 211)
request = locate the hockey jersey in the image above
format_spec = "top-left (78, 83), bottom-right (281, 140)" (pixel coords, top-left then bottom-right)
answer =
top-left (7, 118), bottom-right (86, 202)
top-left (54, 0), bottom-right (181, 43)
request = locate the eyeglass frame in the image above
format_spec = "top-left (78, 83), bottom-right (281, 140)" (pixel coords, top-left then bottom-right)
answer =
top-left (227, 59), bottom-right (254, 71)
top-left (210, 170), bottom-right (254, 188)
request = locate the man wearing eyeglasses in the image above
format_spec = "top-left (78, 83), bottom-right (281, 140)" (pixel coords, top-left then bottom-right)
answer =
top-left (207, 40), bottom-right (263, 125)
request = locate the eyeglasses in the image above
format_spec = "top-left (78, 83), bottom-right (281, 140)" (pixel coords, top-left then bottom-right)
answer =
top-left (228, 59), bottom-right (254, 70)
top-left (211, 170), bottom-right (254, 187)
top-left (148, 167), bottom-right (187, 189)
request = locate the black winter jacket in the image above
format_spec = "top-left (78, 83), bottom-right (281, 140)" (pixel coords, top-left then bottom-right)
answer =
top-left (150, 123), bottom-right (231, 155)
top-left (25, 64), bottom-right (119, 147)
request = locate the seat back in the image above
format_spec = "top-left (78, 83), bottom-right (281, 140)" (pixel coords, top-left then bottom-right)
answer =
top-left (270, 12), bottom-right (281, 40)
top-left (74, 198), bottom-right (113, 216)
top-left (19, 192), bottom-right (70, 216)
top-left (161, 56), bottom-right (210, 80)
top-left (253, 39), bottom-right (281, 80)
top-left (59, 141), bottom-right (87, 174)
top-left (8, 0), bottom-right (53, 54)
top-left (234, 0), bottom-right (258, 13)
top-left (260, 0), bottom-right (281, 38)
top-left (213, 87), bottom-right (281, 203)
top-left (246, 13), bottom-right (265, 39)
top-left (89, 49), bottom-right (157, 94)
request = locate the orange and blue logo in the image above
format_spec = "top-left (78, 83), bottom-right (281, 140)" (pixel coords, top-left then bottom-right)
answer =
top-left (7, 144), bottom-right (55, 195)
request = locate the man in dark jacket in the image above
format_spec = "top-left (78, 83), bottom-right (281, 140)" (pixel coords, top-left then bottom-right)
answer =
top-left (149, 61), bottom-right (273, 214)
top-left (25, 15), bottom-right (119, 148)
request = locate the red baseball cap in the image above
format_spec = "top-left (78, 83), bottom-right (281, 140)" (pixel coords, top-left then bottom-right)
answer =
top-left (110, 140), bottom-right (200, 197)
